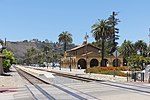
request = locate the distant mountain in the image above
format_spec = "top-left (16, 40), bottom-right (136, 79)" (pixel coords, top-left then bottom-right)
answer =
top-left (6, 40), bottom-right (76, 60)
top-left (7, 41), bottom-right (38, 58)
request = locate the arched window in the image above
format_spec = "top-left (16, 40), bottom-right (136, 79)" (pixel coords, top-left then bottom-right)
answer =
top-left (77, 59), bottom-right (86, 69)
top-left (90, 59), bottom-right (99, 67)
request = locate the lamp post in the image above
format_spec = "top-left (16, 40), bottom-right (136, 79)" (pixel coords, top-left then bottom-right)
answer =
top-left (52, 49), bottom-right (55, 69)
top-left (59, 59), bottom-right (61, 70)
top-left (46, 51), bottom-right (49, 69)
top-left (69, 53), bottom-right (72, 72)
top-left (84, 33), bottom-right (89, 73)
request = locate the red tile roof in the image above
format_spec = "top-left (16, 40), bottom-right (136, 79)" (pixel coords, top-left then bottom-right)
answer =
top-left (67, 44), bottom-right (100, 52)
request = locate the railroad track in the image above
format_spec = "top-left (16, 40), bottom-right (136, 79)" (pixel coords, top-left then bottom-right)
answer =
top-left (16, 67), bottom-right (49, 84)
top-left (15, 67), bottom-right (96, 100)
top-left (15, 66), bottom-right (150, 99)
top-left (16, 67), bottom-right (56, 100)
top-left (32, 68), bottom-right (150, 96)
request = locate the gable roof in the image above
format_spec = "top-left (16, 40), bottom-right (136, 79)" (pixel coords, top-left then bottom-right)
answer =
top-left (67, 44), bottom-right (100, 52)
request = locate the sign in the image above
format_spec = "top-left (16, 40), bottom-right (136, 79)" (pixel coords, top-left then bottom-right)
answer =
top-left (113, 50), bottom-right (120, 57)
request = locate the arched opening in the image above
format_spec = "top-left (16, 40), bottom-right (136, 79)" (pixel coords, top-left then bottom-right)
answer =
top-left (77, 59), bottom-right (86, 69)
top-left (101, 59), bottom-right (108, 67)
top-left (113, 59), bottom-right (121, 67)
top-left (90, 59), bottom-right (98, 67)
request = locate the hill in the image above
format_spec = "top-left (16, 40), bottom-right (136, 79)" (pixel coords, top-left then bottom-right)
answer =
top-left (6, 40), bottom-right (76, 63)
top-left (7, 41), bottom-right (38, 58)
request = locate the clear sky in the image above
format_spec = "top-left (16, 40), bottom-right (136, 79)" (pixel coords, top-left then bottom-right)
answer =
top-left (0, 0), bottom-right (150, 46)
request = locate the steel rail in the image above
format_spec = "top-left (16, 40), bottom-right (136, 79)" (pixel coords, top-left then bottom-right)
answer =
top-left (16, 67), bottom-right (56, 100)
top-left (16, 67), bottom-right (89, 100)
top-left (34, 68), bottom-right (150, 95)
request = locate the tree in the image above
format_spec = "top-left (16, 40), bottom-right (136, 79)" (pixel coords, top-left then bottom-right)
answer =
top-left (2, 49), bottom-right (15, 72)
top-left (107, 11), bottom-right (120, 54)
top-left (91, 40), bottom-right (110, 56)
top-left (42, 44), bottom-right (50, 64)
top-left (119, 40), bottom-right (135, 58)
top-left (0, 39), bottom-right (3, 45)
top-left (134, 40), bottom-right (147, 56)
top-left (25, 47), bottom-right (42, 65)
top-left (91, 19), bottom-right (113, 66)
top-left (127, 54), bottom-right (146, 70)
top-left (58, 31), bottom-right (73, 53)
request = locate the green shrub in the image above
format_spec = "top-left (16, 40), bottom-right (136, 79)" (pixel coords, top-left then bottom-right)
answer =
top-left (2, 49), bottom-right (15, 72)
top-left (3, 59), bottom-right (11, 72)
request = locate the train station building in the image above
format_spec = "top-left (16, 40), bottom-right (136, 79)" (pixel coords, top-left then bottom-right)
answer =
top-left (61, 44), bottom-right (124, 69)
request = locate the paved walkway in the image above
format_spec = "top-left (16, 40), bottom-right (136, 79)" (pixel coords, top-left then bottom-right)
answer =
top-left (0, 66), bottom-right (33, 100)
top-left (33, 66), bottom-right (150, 85)
top-left (0, 66), bottom-right (27, 87)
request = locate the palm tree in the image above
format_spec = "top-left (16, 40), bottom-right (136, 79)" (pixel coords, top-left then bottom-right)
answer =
top-left (58, 31), bottom-right (73, 53)
top-left (134, 40), bottom-right (147, 56)
top-left (91, 19), bottom-right (113, 66)
top-left (120, 40), bottom-right (135, 58)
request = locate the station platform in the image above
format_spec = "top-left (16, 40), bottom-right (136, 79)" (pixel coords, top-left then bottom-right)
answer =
top-left (33, 66), bottom-right (128, 82)
top-left (0, 66), bottom-right (34, 100)
top-left (31, 66), bottom-right (150, 85)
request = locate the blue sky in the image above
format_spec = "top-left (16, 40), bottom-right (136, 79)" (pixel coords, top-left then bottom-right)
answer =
top-left (0, 0), bottom-right (150, 46)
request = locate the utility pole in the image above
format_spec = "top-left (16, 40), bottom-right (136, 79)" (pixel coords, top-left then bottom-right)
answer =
top-left (148, 28), bottom-right (150, 57)
top-left (85, 33), bottom-right (88, 73)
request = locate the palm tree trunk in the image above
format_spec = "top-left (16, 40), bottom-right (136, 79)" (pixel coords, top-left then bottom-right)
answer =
top-left (101, 39), bottom-right (105, 66)
top-left (64, 42), bottom-right (66, 52)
